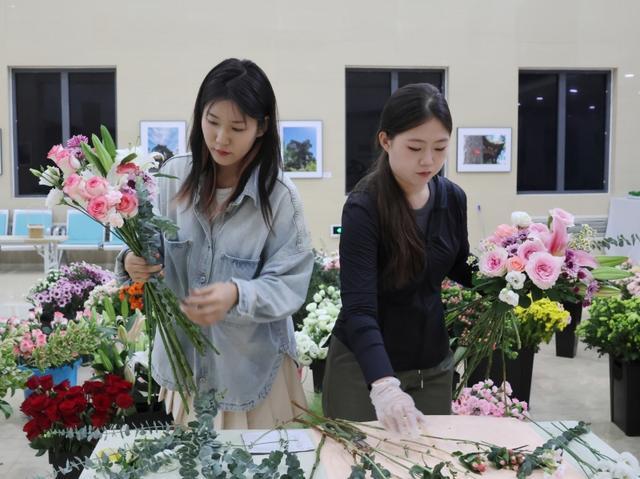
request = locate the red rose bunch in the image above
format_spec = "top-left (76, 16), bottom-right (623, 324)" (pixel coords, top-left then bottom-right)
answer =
top-left (21, 373), bottom-right (133, 442)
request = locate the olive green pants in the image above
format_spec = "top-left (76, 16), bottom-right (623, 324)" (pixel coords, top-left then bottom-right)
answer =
top-left (322, 337), bottom-right (453, 421)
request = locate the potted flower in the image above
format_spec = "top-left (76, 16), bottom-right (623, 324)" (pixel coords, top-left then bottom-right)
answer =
top-left (0, 318), bottom-right (31, 418)
top-left (295, 284), bottom-right (341, 392)
top-left (292, 250), bottom-right (340, 328)
top-left (4, 313), bottom-right (103, 394)
top-left (21, 373), bottom-right (134, 479)
top-left (577, 296), bottom-right (640, 436)
top-left (466, 298), bottom-right (571, 404)
top-left (27, 261), bottom-right (114, 326)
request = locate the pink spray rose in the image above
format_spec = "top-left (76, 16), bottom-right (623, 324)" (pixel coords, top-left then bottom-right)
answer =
top-left (63, 174), bottom-right (90, 203)
top-left (507, 256), bottom-right (527, 272)
top-left (116, 191), bottom-right (139, 218)
top-left (85, 176), bottom-right (109, 197)
top-left (87, 195), bottom-right (110, 221)
top-left (525, 252), bottom-right (564, 290)
top-left (48, 145), bottom-right (80, 176)
top-left (479, 248), bottom-right (509, 277)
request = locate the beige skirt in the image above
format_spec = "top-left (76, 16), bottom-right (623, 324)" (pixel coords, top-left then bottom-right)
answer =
top-left (158, 356), bottom-right (308, 428)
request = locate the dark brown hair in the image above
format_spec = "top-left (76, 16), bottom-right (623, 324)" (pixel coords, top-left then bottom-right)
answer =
top-left (357, 83), bottom-right (452, 290)
top-left (176, 58), bottom-right (281, 225)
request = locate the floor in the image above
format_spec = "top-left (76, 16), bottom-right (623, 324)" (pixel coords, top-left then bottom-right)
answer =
top-left (0, 264), bottom-right (638, 478)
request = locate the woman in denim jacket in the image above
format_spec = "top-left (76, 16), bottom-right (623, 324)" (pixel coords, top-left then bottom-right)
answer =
top-left (117, 58), bottom-right (314, 427)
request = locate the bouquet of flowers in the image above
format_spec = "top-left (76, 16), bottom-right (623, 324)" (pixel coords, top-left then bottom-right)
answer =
top-left (293, 250), bottom-right (340, 327)
top-left (32, 128), bottom-right (214, 402)
top-left (0, 320), bottom-right (31, 418)
top-left (295, 284), bottom-right (341, 365)
top-left (448, 208), bottom-right (630, 392)
top-left (27, 261), bottom-right (114, 324)
top-left (441, 279), bottom-right (489, 347)
top-left (452, 379), bottom-right (528, 420)
top-left (21, 373), bottom-right (134, 456)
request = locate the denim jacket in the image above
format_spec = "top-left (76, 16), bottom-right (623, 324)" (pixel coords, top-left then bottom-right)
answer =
top-left (116, 154), bottom-right (313, 411)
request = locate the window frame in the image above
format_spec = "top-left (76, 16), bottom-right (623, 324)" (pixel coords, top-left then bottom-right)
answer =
top-left (345, 66), bottom-right (448, 194)
top-left (517, 69), bottom-right (612, 195)
top-left (10, 67), bottom-right (117, 198)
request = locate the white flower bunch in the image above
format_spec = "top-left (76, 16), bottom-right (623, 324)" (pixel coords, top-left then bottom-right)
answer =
top-left (295, 285), bottom-right (341, 364)
top-left (84, 279), bottom-right (121, 311)
top-left (593, 452), bottom-right (640, 479)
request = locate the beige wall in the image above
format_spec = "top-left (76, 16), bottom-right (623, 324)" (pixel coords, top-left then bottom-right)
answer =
top-left (1, 0), bottom-right (639, 252)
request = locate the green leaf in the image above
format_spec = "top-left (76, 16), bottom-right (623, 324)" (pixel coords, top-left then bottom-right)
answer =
top-left (100, 125), bottom-right (117, 158)
top-left (92, 134), bottom-right (114, 173)
top-left (81, 142), bottom-right (107, 176)
top-left (120, 153), bottom-right (137, 164)
top-left (594, 255), bottom-right (628, 267)
top-left (153, 173), bottom-right (180, 180)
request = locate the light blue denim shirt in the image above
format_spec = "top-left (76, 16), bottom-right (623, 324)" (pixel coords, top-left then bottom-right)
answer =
top-left (116, 154), bottom-right (313, 411)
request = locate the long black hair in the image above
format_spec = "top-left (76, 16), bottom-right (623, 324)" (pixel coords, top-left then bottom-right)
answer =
top-left (176, 58), bottom-right (281, 226)
top-left (357, 83), bottom-right (452, 290)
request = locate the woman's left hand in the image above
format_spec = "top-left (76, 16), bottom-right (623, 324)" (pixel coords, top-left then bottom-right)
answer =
top-left (180, 282), bottom-right (239, 326)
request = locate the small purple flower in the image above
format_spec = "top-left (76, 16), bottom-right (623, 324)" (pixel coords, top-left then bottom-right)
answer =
top-left (66, 135), bottom-right (89, 148)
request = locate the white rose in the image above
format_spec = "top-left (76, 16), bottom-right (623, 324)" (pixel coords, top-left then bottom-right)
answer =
top-left (327, 286), bottom-right (336, 295)
top-left (45, 188), bottom-right (64, 209)
top-left (511, 211), bottom-right (532, 228)
top-left (499, 287), bottom-right (520, 307)
top-left (305, 303), bottom-right (317, 312)
top-left (313, 293), bottom-right (322, 303)
top-left (506, 271), bottom-right (526, 290)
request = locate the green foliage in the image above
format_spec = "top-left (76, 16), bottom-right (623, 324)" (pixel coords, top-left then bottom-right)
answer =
top-left (577, 296), bottom-right (640, 361)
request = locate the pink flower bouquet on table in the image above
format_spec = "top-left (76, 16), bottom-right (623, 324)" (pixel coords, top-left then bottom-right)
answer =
top-left (448, 209), bottom-right (631, 392)
top-left (452, 379), bottom-right (528, 420)
top-left (31, 128), bottom-right (215, 403)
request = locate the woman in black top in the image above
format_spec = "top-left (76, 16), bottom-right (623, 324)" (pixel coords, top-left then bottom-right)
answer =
top-left (323, 83), bottom-right (472, 437)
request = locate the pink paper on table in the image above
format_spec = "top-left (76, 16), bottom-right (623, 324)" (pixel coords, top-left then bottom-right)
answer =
top-left (310, 415), bottom-right (583, 479)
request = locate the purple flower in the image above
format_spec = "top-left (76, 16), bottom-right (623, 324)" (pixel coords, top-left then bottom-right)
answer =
top-left (66, 135), bottom-right (89, 148)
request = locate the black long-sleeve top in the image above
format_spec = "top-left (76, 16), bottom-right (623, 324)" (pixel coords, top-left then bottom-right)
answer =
top-left (332, 175), bottom-right (473, 385)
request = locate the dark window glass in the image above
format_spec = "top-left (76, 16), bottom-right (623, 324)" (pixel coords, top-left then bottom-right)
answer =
top-left (13, 70), bottom-right (116, 196)
top-left (69, 71), bottom-right (117, 140)
top-left (15, 72), bottom-right (62, 196)
top-left (564, 73), bottom-right (607, 191)
top-left (517, 73), bottom-right (558, 192)
top-left (346, 69), bottom-right (445, 192)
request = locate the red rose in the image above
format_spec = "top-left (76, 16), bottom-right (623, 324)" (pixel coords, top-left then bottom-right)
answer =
top-left (21, 394), bottom-right (49, 417)
top-left (23, 419), bottom-right (43, 441)
top-left (35, 415), bottom-right (52, 431)
top-left (105, 375), bottom-right (132, 391)
top-left (83, 380), bottom-right (104, 395)
top-left (93, 393), bottom-right (112, 412)
top-left (66, 386), bottom-right (84, 396)
top-left (91, 412), bottom-right (109, 428)
top-left (115, 393), bottom-right (134, 410)
top-left (62, 414), bottom-right (82, 429)
top-left (53, 380), bottom-right (70, 393)
top-left (25, 375), bottom-right (42, 390)
top-left (39, 375), bottom-right (54, 391)
top-left (45, 403), bottom-right (61, 422)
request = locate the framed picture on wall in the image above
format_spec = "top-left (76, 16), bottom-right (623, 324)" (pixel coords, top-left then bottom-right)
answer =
top-left (456, 127), bottom-right (511, 173)
top-left (140, 121), bottom-right (187, 163)
top-left (279, 120), bottom-right (323, 178)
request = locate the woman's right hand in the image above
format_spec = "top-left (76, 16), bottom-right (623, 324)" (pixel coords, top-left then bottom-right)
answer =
top-left (124, 252), bottom-right (163, 283)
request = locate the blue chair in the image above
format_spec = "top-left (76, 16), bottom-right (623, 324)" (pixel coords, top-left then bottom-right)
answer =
top-left (2, 209), bottom-right (53, 251)
top-left (102, 228), bottom-right (126, 251)
top-left (58, 210), bottom-right (106, 251)
top-left (0, 209), bottom-right (8, 235)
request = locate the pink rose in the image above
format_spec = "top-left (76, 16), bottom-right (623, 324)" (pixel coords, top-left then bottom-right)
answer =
top-left (48, 145), bottom-right (80, 176)
top-left (19, 338), bottom-right (35, 354)
top-left (479, 248), bottom-right (509, 277)
top-left (549, 208), bottom-right (575, 227)
top-left (105, 190), bottom-right (123, 207)
top-left (116, 191), bottom-right (139, 218)
top-left (517, 239), bottom-right (546, 261)
top-left (525, 252), bottom-right (564, 290)
top-left (507, 256), bottom-right (526, 272)
top-left (116, 162), bottom-right (140, 175)
top-left (494, 224), bottom-right (519, 239)
top-left (63, 174), bottom-right (90, 203)
top-left (85, 176), bottom-right (109, 197)
top-left (87, 195), bottom-right (110, 221)
top-left (34, 333), bottom-right (47, 347)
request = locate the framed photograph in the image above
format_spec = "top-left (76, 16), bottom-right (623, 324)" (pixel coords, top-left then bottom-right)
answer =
top-left (140, 121), bottom-right (187, 162)
top-left (279, 120), bottom-right (323, 178)
top-left (456, 127), bottom-right (511, 173)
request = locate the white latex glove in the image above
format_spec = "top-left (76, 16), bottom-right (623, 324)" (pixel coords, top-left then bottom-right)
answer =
top-left (369, 376), bottom-right (428, 437)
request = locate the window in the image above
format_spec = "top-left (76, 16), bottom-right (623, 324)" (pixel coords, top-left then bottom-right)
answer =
top-left (12, 69), bottom-right (116, 196)
top-left (345, 68), bottom-right (445, 193)
top-left (517, 71), bottom-right (610, 193)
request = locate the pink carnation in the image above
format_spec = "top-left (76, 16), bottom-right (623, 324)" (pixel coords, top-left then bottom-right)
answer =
top-left (525, 252), bottom-right (564, 290)
top-left (116, 162), bottom-right (140, 175)
top-left (479, 248), bottom-right (509, 277)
